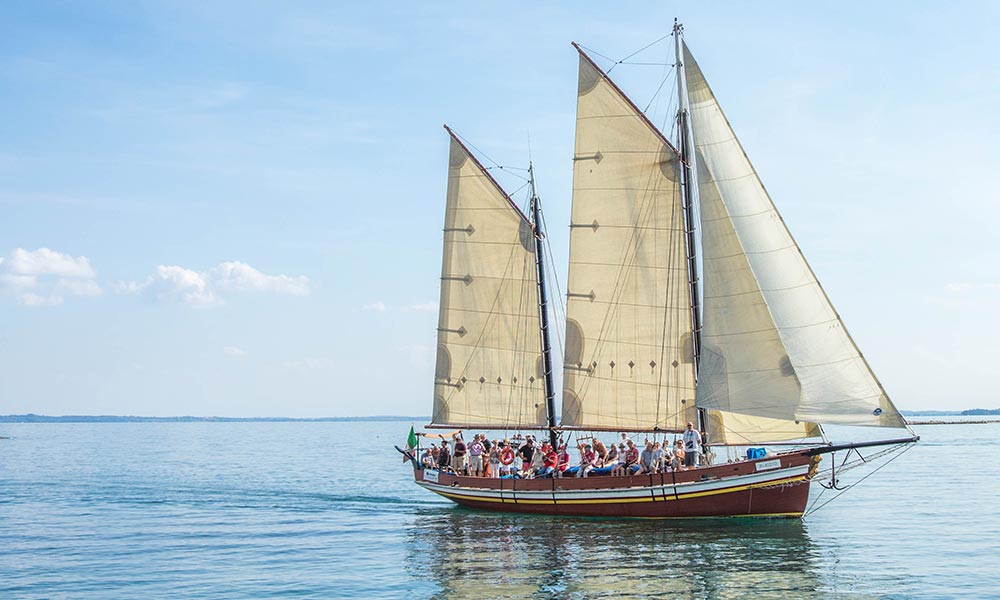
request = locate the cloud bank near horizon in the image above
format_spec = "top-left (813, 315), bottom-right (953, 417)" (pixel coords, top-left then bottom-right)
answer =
top-left (1, 248), bottom-right (309, 309)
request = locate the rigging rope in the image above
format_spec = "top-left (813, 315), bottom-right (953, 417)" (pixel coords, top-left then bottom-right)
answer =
top-left (803, 442), bottom-right (915, 517)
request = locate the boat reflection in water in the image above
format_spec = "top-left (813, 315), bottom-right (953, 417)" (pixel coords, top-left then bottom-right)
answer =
top-left (406, 506), bottom-right (825, 598)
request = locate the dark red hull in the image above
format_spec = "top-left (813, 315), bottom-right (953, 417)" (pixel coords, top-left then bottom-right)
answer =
top-left (414, 451), bottom-right (818, 518)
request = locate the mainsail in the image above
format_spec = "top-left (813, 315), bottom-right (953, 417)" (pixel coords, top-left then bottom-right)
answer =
top-left (682, 43), bottom-right (906, 428)
top-left (430, 130), bottom-right (548, 429)
top-left (560, 47), bottom-right (697, 432)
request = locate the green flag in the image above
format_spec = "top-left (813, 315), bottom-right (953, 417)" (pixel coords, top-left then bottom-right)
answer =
top-left (404, 426), bottom-right (418, 462)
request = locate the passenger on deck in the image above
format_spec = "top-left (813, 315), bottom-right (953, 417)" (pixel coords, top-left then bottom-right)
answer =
top-left (576, 443), bottom-right (597, 478)
top-left (557, 444), bottom-right (570, 477)
top-left (605, 443), bottom-right (619, 465)
top-left (636, 441), bottom-right (655, 475)
top-left (498, 439), bottom-right (515, 477)
top-left (518, 437), bottom-right (536, 474)
top-left (671, 439), bottom-right (685, 471)
top-left (468, 435), bottom-right (484, 477)
top-left (594, 439), bottom-right (608, 464)
top-left (529, 441), bottom-right (546, 475)
top-left (650, 442), bottom-right (663, 474)
top-left (452, 434), bottom-right (468, 475)
top-left (420, 448), bottom-right (435, 468)
top-left (536, 444), bottom-right (559, 478)
top-left (589, 442), bottom-right (618, 476)
top-left (683, 422), bottom-right (702, 468)
top-left (437, 440), bottom-right (451, 472)
top-left (488, 440), bottom-right (501, 478)
top-left (613, 440), bottom-right (638, 476)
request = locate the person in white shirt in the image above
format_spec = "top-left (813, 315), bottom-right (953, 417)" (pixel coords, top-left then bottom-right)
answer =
top-left (682, 421), bottom-right (702, 468)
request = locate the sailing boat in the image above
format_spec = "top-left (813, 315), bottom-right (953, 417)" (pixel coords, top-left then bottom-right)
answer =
top-left (402, 23), bottom-right (918, 518)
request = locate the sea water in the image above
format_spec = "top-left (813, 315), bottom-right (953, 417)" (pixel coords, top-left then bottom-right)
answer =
top-left (1, 420), bottom-right (997, 599)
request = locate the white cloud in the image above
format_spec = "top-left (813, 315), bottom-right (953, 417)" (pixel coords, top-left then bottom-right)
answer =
top-left (18, 292), bottom-right (63, 307)
top-left (210, 261), bottom-right (310, 295)
top-left (120, 261), bottom-right (309, 308)
top-left (223, 346), bottom-right (247, 357)
top-left (1, 248), bottom-right (101, 307)
top-left (362, 300), bottom-right (387, 312)
top-left (127, 265), bottom-right (221, 308)
top-left (399, 301), bottom-right (438, 313)
top-left (6, 247), bottom-right (96, 278)
top-left (0, 273), bottom-right (36, 289)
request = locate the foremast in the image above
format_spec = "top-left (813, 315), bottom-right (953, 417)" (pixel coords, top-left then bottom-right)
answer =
top-left (529, 163), bottom-right (560, 450)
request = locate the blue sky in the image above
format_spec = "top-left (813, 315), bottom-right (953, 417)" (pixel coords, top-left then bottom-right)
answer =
top-left (1, 2), bottom-right (997, 416)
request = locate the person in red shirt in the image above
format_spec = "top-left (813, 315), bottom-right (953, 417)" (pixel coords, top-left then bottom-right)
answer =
top-left (556, 444), bottom-right (571, 477)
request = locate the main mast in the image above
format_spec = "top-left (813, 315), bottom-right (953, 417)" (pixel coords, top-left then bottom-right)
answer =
top-left (529, 163), bottom-right (560, 449)
top-left (673, 20), bottom-right (705, 431)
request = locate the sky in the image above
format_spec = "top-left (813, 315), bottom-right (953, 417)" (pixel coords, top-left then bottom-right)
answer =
top-left (1, 2), bottom-right (998, 417)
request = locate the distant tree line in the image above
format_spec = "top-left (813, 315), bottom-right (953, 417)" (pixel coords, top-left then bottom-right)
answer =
top-left (961, 408), bottom-right (1000, 416)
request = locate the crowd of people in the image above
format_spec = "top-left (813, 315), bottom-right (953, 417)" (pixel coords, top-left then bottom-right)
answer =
top-left (418, 422), bottom-right (709, 479)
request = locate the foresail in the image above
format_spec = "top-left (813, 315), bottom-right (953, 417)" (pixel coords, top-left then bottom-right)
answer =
top-left (707, 410), bottom-right (821, 444)
top-left (561, 49), bottom-right (697, 432)
top-left (431, 132), bottom-right (547, 429)
top-left (683, 43), bottom-right (905, 428)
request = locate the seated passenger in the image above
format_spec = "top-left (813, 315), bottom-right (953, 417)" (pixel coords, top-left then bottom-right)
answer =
top-left (529, 442), bottom-right (547, 476)
top-left (671, 439), bottom-right (685, 471)
top-left (636, 441), bottom-right (655, 475)
top-left (420, 448), bottom-right (435, 468)
top-left (614, 440), bottom-right (639, 476)
top-left (622, 440), bottom-right (640, 475)
top-left (605, 443), bottom-right (619, 465)
top-left (536, 444), bottom-right (559, 478)
top-left (556, 444), bottom-right (571, 477)
top-left (576, 443), bottom-right (597, 478)
top-left (650, 442), bottom-right (663, 474)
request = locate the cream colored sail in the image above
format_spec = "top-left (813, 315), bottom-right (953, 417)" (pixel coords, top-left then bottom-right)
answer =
top-left (683, 43), bottom-right (905, 428)
top-left (561, 50), bottom-right (697, 432)
top-left (707, 410), bottom-right (821, 444)
top-left (430, 132), bottom-right (547, 429)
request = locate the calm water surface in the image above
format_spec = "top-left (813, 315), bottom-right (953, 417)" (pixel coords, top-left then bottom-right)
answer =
top-left (1, 421), bottom-right (997, 598)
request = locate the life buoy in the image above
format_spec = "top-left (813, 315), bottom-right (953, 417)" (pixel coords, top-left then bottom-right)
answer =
top-left (500, 447), bottom-right (515, 465)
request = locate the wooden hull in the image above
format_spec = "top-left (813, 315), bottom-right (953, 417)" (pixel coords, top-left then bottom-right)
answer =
top-left (413, 451), bottom-right (818, 519)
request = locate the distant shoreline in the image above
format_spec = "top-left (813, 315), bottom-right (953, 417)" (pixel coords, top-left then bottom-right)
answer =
top-left (0, 414), bottom-right (429, 423)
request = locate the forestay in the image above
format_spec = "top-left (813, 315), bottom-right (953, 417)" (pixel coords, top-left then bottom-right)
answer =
top-left (683, 43), bottom-right (905, 428)
top-left (430, 132), bottom-right (548, 429)
top-left (561, 49), bottom-right (697, 432)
